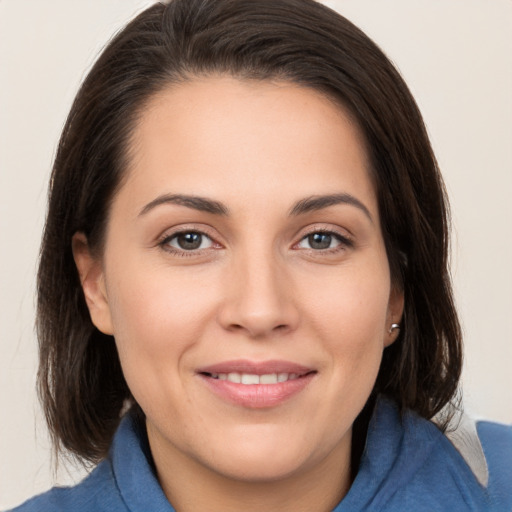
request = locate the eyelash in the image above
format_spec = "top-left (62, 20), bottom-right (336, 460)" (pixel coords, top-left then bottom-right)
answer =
top-left (158, 227), bottom-right (353, 257)
top-left (295, 228), bottom-right (353, 254)
top-left (158, 229), bottom-right (218, 258)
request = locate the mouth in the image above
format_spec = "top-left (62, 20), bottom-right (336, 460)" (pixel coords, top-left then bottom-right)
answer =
top-left (196, 360), bottom-right (317, 408)
top-left (201, 371), bottom-right (313, 385)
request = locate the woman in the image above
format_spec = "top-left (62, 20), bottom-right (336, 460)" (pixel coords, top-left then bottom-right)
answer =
top-left (9, 0), bottom-right (511, 510)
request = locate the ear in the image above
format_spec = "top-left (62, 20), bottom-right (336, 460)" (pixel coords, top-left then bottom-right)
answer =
top-left (384, 285), bottom-right (404, 348)
top-left (72, 232), bottom-right (114, 335)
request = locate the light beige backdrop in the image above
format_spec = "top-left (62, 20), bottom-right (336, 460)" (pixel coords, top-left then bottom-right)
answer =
top-left (1, 0), bottom-right (511, 509)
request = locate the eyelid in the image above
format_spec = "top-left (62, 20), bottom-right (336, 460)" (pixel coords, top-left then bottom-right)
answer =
top-left (296, 224), bottom-right (353, 241)
top-left (167, 232), bottom-right (214, 250)
top-left (157, 224), bottom-right (223, 255)
top-left (293, 225), bottom-right (354, 251)
top-left (155, 223), bottom-right (353, 256)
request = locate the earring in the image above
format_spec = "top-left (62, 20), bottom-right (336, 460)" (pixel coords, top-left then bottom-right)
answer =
top-left (389, 323), bottom-right (400, 334)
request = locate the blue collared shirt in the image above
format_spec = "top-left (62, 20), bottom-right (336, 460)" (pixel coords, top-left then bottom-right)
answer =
top-left (9, 398), bottom-right (512, 511)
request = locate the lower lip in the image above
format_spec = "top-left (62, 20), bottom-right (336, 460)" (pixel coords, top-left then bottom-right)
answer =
top-left (198, 374), bottom-right (315, 408)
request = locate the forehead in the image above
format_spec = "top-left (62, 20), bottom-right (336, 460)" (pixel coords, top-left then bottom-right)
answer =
top-left (120, 76), bottom-right (377, 218)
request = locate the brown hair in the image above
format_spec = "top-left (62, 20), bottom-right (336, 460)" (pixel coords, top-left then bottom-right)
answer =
top-left (37, 0), bottom-right (462, 463)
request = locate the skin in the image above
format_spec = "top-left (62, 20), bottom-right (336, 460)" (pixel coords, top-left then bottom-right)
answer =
top-left (73, 76), bottom-right (403, 512)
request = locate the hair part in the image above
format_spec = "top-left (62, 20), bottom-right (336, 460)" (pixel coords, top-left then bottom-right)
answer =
top-left (37, 0), bottom-right (462, 463)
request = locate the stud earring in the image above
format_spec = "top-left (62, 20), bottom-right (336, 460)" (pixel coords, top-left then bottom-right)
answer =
top-left (389, 323), bottom-right (400, 334)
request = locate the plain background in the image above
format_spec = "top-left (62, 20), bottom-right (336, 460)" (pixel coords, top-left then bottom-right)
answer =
top-left (1, 0), bottom-right (511, 509)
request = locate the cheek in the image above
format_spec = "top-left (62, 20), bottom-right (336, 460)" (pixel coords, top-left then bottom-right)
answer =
top-left (104, 262), bottom-right (220, 400)
top-left (301, 257), bottom-right (391, 398)
top-left (108, 258), bottom-right (217, 336)
top-left (304, 260), bottom-right (391, 345)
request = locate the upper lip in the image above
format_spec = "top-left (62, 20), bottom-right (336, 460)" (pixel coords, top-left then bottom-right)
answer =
top-left (197, 359), bottom-right (315, 376)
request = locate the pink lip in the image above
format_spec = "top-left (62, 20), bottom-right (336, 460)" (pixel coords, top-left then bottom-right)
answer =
top-left (196, 359), bottom-right (316, 409)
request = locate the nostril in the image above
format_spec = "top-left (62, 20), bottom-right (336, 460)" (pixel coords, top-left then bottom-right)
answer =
top-left (217, 292), bottom-right (299, 337)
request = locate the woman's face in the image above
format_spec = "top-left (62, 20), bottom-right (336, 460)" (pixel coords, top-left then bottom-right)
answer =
top-left (77, 77), bottom-right (402, 484)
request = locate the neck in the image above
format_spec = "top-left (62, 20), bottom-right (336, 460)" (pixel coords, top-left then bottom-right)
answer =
top-left (147, 422), bottom-right (352, 512)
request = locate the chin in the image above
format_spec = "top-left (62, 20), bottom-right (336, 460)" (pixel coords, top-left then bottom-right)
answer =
top-left (204, 449), bottom-right (311, 483)
top-left (196, 423), bottom-right (346, 483)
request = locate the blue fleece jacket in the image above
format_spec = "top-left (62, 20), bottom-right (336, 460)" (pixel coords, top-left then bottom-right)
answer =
top-left (8, 398), bottom-right (512, 511)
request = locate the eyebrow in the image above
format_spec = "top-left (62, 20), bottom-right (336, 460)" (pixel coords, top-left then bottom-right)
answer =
top-left (289, 193), bottom-right (373, 221)
top-left (138, 192), bottom-right (372, 221)
top-left (139, 194), bottom-right (229, 216)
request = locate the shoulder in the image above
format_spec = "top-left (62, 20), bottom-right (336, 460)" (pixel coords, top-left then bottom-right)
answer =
top-left (428, 408), bottom-right (512, 511)
top-left (476, 418), bottom-right (512, 508)
top-left (7, 412), bottom-right (174, 512)
top-left (5, 460), bottom-right (125, 512)
top-left (439, 410), bottom-right (512, 496)
top-left (343, 398), bottom-right (511, 511)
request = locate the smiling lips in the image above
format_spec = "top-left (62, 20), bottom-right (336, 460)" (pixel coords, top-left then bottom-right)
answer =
top-left (197, 360), bottom-right (316, 408)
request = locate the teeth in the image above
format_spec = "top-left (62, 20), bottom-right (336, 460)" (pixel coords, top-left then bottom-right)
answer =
top-left (212, 372), bottom-right (301, 384)
top-left (227, 372), bottom-right (241, 383)
top-left (241, 374), bottom-right (259, 385)
top-left (260, 373), bottom-right (278, 384)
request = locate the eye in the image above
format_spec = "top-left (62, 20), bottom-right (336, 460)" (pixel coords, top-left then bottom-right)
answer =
top-left (297, 231), bottom-right (347, 250)
top-left (165, 231), bottom-right (214, 251)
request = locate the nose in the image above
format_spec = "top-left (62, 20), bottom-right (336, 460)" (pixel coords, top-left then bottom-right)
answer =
top-left (217, 250), bottom-right (300, 339)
